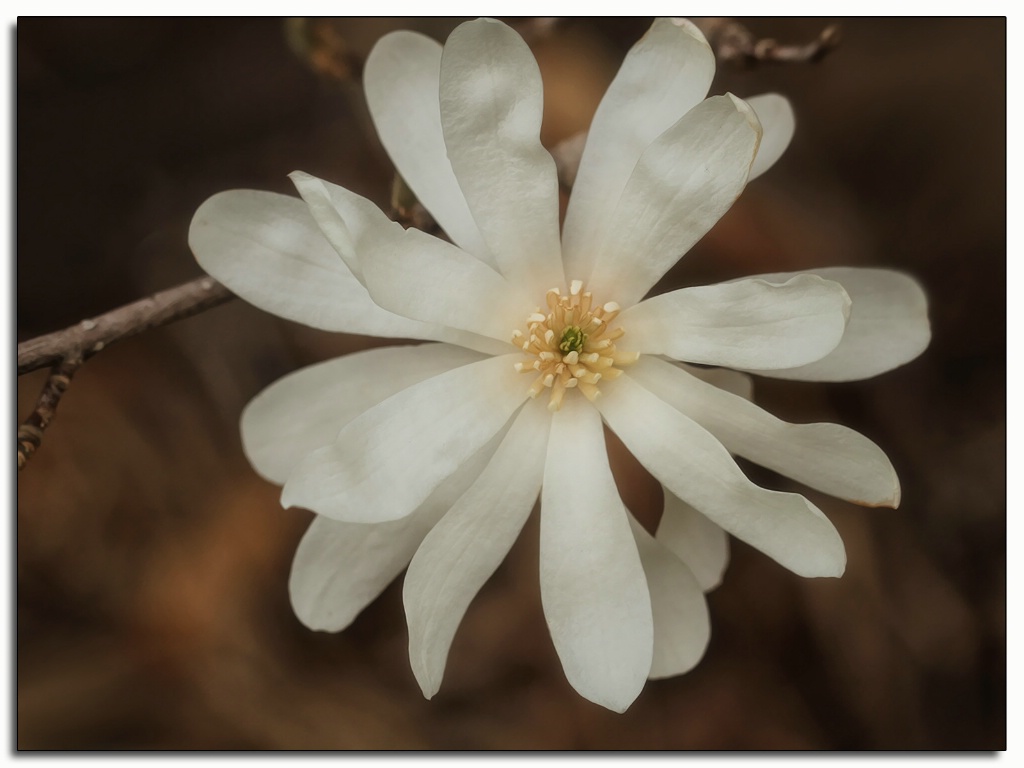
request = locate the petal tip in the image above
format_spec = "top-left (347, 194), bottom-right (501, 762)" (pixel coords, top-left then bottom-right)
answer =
top-left (661, 16), bottom-right (711, 47)
top-left (891, 480), bottom-right (903, 509)
top-left (279, 484), bottom-right (300, 510)
top-left (418, 679), bottom-right (440, 701)
top-left (411, 657), bottom-right (442, 700)
top-left (725, 92), bottom-right (763, 138)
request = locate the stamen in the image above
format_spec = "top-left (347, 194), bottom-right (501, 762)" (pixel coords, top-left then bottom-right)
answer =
top-left (579, 292), bottom-right (593, 316)
top-left (510, 280), bottom-right (637, 411)
top-left (548, 377), bottom-right (568, 411)
top-left (578, 381), bottom-right (601, 402)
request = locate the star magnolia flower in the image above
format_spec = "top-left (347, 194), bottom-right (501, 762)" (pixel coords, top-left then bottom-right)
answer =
top-left (189, 18), bottom-right (930, 712)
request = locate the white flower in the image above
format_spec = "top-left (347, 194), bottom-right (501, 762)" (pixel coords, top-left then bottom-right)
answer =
top-left (189, 18), bottom-right (930, 712)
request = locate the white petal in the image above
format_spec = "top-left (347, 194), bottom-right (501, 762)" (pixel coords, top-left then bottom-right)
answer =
top-left (598, 374), bottom-right (846, 578)
top-left (632, 356), bottom-right (900, 507)
top-left (746, 93), bottom-right (796, 181)
top-left (363, 31), bottom-right (493, 263)
top-left (439, 18), bottom-right (564, 292)
top-left (241, 344), bottom-right (485, 485)
top-left (190, 188), bottom-right (505, 355)
top-left (656, 490), bottom-right (730, 592)
top-left (290, 171), bottom-right (527, 347)
top-left (562, 17), bottom-right (715, 281)
top-left (356, 223), bottom-right (529, 344)
top-left (289, 430), bottom-right (503, 633)
top-left (742, 268), bottom-right (931, 381)
top-left (404, 398), bottom-right (551, 698)
top-left (586, 94), bottom-right (762, 307)
top-left (540, 396), bottom-right (653, 713)
top-left (282, 354), bottom-right (528, 523)
top-left (627, 514), bottom-right (710, 679)
top-left (618, 274), bottom-right (851, 369)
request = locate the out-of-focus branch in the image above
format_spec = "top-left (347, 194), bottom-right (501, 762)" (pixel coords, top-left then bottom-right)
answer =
top-left (508, 17), bottom-right (562, 45)
top-left (285, 18), bottom-right (364, 82)
top-left (16, 277), bottom-right (234, 470)
top-left (691, 18), bottom-right (841, 67)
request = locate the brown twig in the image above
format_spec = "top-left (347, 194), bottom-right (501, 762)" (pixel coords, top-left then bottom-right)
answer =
top-left (17, 355), bottom-right (83, 470)
top-left (690, 17), bottom-right (841, 67)
top-left (16, 276), bottom-right (234, 470)
top-left (18, 276), bottom-right (234, 376)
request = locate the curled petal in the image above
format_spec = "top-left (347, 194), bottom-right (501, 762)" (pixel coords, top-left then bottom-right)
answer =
top-left (282, 354), bottom-right (529, 523)
top-left (562, 17), bottom-right (715, 281)
top-left (742, 268), bottom-right (931, 381)
top-left (439, 18), bottom-right (564, 292)
top-left (618, 274), bottom-right (851, 370)
top-left (540, 396), bottom-right (653, 712)
top-left (404, 398), bottom-right (551, 698)
top-left (586, 94), bottom-right (761, 308)
top-left (189, 190), bottom-right (412, 337)
top-left (288, 170), bottom-right (365, 283)
top-left (363, 31), bottom-right (493, 263)
top-left (191, 188), bottom-right (504, 355)
top-left (598, 374), bottom-right (846, 579)
top-left (289, 171), bottom-right (527, 348)
top-left (241, 344), bottom-right (485, 485)
top-left (289, 431), bottom-right (503, 633)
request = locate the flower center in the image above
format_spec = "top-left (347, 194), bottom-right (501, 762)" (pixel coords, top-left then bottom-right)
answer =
top-left (511, 279), bottom-right (639, 412)
top-left (559, 326), bottom-right (586, 354)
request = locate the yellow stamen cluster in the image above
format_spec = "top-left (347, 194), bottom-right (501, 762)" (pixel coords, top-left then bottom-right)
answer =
top-left (512, 280), bottom-right (639, 411)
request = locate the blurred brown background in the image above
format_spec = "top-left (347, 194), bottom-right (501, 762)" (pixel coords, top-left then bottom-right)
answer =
top-left (16, 18), bottom-right (1005, 749)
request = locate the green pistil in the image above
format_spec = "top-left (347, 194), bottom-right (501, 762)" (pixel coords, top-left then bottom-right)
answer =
top-left (559, 325), bottom-right (587, 354)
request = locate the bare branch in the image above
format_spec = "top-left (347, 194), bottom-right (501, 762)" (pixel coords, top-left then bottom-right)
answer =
top-left (17, 276), bottom-right (235, 469)
top-left (18, 277), bottom-right (234, 376)
top-left (690, 18), bottom-right (841, 67)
